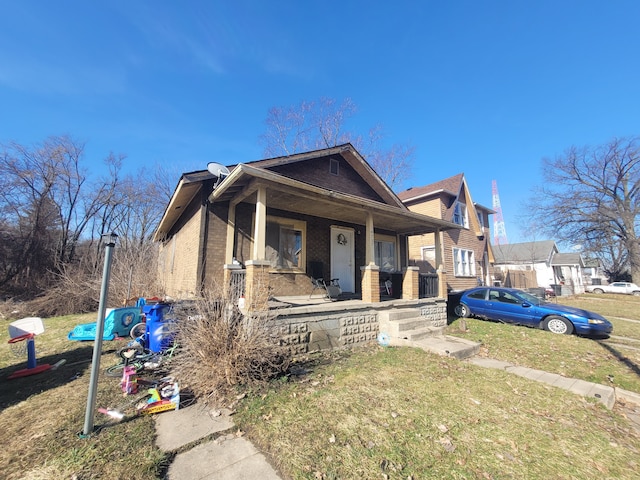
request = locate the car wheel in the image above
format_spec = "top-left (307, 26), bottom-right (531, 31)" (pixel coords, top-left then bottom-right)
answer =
top-left (543, 316), bottom-right (573, 335)
top-left (633, 291), bottom-right (640, 296)
top-left (454, 303), bottom-right (471, 318)
top-left (592, 288), bottom-right (604, 294)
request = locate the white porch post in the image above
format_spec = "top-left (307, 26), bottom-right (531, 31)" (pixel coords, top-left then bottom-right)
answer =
top-left (434, 228), bottom-right (443, 270)
top-left (225, 202), bottom-right (236, 265)
top-left (253, 185), bottom-right (267, 260)
top-left (365, 211), bottom-right (375, 265)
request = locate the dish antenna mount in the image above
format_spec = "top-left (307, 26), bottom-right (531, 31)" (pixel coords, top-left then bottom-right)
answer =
top-left (207, 162), bottom-right (230, 188)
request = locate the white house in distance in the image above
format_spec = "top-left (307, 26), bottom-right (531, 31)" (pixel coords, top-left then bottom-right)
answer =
top-left (492, 240), bottom-right (585, 295)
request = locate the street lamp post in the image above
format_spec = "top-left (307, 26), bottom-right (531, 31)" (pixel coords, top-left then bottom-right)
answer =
top-left (82, 232), bottom-right (118, 437)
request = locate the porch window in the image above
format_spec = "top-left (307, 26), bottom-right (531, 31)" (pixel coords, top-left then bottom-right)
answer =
top-left (453, 202), bottom-right (469, 228)
top-left (453, 248), bottom-right (475, 277)
top-left (375, 235), bottom-right (396, 272)
top-left (266, 216), bottom-right (306, 271)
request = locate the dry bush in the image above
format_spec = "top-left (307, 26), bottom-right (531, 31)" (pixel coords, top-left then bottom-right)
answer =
top-left (14, 241), bottom-right (163, 318)
top-left (170, 286), bottom-right (291, 404)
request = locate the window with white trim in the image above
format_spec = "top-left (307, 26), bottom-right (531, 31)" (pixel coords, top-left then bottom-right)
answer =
top-left (421, 246), bottom-right (435, 263)
top-left (265, 216), bottom-right (306, 271)
top-left (453, 248), bottom-right (475, 277)
top-left (375, 234), bottom-right (396, 272)
top-left (453, 202), bottom-right (469, 228)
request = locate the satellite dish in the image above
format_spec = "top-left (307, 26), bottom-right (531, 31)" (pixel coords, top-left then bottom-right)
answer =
top-left (207, 162), bottom-right (230, 179)
top-left (207, 162), bottom-right (230, 188)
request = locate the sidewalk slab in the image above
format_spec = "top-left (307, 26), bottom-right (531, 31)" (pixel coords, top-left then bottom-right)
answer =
top-left (584, 383), bottom-right (615, 409)
top-left (155, 404), bottom-right (234, 452)
top-left (616, 387), bottom-right (640, 407)
top-left (550, 376), bottom-right (578, 390)
top-left (166, 436), bottom-right (282, 480)
top-left (466, 357), bottom-right (512, 370)
top-left (505, 366), bottom-right (547, 382)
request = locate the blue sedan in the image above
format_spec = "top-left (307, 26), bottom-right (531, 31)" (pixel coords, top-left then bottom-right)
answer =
top-left (454, 287), bottom-right (613, 336)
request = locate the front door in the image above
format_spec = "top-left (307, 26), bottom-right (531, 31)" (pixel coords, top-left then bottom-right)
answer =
top-left (330, 226), bottom-right (355, 293)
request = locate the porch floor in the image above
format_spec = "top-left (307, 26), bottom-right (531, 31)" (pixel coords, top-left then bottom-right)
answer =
top-left (267, 293), bottom-right (442, 314)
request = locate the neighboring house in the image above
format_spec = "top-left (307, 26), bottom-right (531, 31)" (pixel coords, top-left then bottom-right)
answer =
top-left (153, 144), bottom-right (459, 308)
top-left (582, 257), bottom-right (607, 285)
top-left (397, 173), bottom-right (495, 292)
top-left (493, 241), bottom-right (586, 294)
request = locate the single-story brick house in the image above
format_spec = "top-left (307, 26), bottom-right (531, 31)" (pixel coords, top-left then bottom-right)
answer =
top-left (154, 144), bottom-right (460, 308)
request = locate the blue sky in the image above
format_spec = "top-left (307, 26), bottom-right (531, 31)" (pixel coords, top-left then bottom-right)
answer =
top-left (1, 1), bottom-right (639, 243)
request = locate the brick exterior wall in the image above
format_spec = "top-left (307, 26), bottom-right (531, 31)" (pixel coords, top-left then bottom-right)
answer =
top-left (405, 193), bottom-right (494, 293)
top-left (157, 196), bottom-right (204, 299)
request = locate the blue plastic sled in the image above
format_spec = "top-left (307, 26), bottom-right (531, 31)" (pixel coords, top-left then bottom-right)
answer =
top-left (68, 307), bottom-right (144, 341)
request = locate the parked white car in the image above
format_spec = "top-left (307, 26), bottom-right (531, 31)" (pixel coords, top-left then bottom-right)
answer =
top-left (586, 282), bottom-right (640, 296)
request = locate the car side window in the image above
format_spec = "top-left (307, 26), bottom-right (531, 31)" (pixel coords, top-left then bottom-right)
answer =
top-left (500, 292), bottom-right (520, 304)
top-left (468, 289), bottom-right (487, 300)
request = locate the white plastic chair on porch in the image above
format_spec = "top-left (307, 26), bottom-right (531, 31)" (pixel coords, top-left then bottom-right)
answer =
top-left (309, 261), bottom-right (341, 301)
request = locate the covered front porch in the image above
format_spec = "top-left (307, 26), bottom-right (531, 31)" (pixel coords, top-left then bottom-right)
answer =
top-left (209, 159), bottom-right (458, 312)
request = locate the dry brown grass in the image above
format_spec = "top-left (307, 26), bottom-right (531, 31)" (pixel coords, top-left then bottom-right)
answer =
top-left (169, 288), bottom-right (291, 405)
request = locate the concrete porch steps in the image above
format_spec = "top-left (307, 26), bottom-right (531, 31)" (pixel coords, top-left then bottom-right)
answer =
top-left (379, 307), bottom-right (445, 342)
top-left (379, 306), bottom-right (480, 360)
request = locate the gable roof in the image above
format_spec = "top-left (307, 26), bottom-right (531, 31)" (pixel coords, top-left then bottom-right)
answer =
top-left (397, 173), bottom-right (465, 203)
top-left (154, 144), bottom-right (460, 241)
top-left (493, 240), bottom-right (558, 264)
top-left (551, 253), bottom-right (585, 267)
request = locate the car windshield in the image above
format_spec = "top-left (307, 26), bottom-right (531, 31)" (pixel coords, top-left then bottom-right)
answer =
top-left (517, 291), bottom-right (542, 306)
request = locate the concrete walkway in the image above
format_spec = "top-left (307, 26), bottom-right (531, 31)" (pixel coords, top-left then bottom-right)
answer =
top-left (155, 336), bottom-right (640, 479)
top-left (156, 404), bottom-right (282, 479)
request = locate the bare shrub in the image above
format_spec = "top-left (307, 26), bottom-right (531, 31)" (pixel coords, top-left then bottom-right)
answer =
top-left (17, 240), bottom-right (163, 318)
top-left (170, 286), bottom-right (290, 404)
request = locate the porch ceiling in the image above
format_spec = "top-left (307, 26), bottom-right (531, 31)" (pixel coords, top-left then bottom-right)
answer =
top-left (210, 164), bottom-right (459, 235)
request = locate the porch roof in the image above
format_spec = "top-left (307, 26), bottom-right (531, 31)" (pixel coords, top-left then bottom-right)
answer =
top-left (155, 163), bottom-right (460, 240)
top-left (211, 164), bottom-right (460, 235)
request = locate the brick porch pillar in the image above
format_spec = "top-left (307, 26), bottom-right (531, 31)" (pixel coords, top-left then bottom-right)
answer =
top-left (361, 264), bottom-right (380, 303)
top-left (437, 265), bottom-right (448, 299)
top-left (244, 260), bottom-right (270, 312)
top-left (402, 266), bottom-right (420, 300)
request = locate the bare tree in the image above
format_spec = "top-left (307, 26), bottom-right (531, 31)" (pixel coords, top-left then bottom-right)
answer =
top-left (260, 97), bottom-right (414, 190)
top-left (528, 136), bottom-right (640, 283)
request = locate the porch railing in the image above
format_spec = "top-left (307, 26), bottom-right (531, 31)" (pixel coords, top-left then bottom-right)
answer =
top-left (419, 273), bottom-right (439, 298)
top-left (229, 269), bottom-right (246, 302)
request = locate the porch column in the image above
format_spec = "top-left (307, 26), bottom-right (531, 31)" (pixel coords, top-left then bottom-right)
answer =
top-left (437, 264), bottom-right (448, 299)
top-left (225, 202), bottom-right (237, 265)
top-left (361, 264), bottom-right (380, 303)
top-left (222, 202), bottom-right (237, 297)
top-left (402, 266), bottom-right (420, 300)
top-left (365, 211), bottom-right (375, 265)
top-left (246, 186), bottom-right (270, 312)
top-left (253, 186), bottom-right (267, 260)
top-left (434, 228), bottom-right (443, 269)
top-left (245, 260), bottom-right (270, 312)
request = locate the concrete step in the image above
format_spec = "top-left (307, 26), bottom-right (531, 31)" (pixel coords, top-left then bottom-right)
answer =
top-left (391, 335), bottom-right (481, 360)
top-left (382, 307), bottom-right (423, 322)
top-left (394, 326), bottom-right (445, 341)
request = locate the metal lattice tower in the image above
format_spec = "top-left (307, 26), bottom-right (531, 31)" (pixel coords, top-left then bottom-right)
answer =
top-left (492, 180), bottom-right (508, 245)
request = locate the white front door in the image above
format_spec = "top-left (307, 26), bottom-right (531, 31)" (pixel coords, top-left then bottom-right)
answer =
top-left (330, 226), bottom-right (355, 293)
